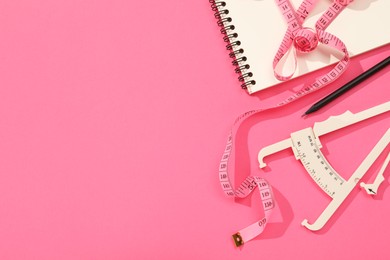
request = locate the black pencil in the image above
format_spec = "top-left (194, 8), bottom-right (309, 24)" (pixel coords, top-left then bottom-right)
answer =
top-left (303, 55), bottom-right (390, 116)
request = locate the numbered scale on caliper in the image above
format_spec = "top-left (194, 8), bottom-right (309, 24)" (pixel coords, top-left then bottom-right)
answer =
top-left (291, 128), bottom-right (345, 197)
top-left (258, 101), bottom-right (390, 231)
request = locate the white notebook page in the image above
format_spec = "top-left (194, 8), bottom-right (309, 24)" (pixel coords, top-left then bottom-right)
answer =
top-left (222, 0), bottom-right (390, 93)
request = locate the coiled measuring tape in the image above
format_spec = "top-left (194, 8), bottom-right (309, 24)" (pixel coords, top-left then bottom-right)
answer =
top-left (219, 0), bottom-right (354, 247)
top-left (273, 0), bottom-right (351, 81)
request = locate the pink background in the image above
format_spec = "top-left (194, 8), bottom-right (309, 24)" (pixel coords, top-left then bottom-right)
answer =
top-left (0, 0), bottom-right (389, 259)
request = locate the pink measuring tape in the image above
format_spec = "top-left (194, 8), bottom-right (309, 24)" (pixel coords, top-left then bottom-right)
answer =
top-left (219, 0), bottom-right (353, 247)
top-left (273, 0), bottom-right (350, 81)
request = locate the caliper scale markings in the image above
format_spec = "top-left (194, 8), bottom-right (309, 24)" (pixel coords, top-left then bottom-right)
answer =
top-left (291, 128), bottom-right (345, 197)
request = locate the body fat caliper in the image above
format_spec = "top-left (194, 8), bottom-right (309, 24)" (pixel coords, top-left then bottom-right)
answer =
top-left (258, 101), bottom-right (390, 231)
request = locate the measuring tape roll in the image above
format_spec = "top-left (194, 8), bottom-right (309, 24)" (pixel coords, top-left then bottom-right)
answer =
top-left (209, 0), bottom-right (256, 90)
top-left (293, 27), bottom-right (319, 53)
top-left (219, 0), bottom-right (353, 247)
top-left (273, 0), bottom-right (351, 82)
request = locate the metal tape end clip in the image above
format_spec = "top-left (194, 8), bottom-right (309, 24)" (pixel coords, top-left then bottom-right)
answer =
top-left (232, 233), bottom-right (244, 247)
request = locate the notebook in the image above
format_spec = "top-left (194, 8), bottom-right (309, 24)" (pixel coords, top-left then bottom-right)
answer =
top-left (210, 0), bottom-right (390, 94)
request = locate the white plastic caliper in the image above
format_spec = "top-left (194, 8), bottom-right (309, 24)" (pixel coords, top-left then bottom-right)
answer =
top-left (258, 101), bottom-right (390, 231)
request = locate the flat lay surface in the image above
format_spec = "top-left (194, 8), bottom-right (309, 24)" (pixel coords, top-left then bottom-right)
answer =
top-left (0, 1), bottom-right (389, 259)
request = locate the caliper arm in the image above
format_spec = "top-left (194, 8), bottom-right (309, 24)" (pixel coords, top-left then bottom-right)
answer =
top-left (258, 138), bottom-right (292, 168)
top-left (313, 101), bottom-right (390, 137)
top-left (360, 152), bottom-right (390, 195)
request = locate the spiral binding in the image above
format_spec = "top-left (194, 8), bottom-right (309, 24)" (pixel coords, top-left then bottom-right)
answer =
top-left (209, 0), bottom-right (255, 90)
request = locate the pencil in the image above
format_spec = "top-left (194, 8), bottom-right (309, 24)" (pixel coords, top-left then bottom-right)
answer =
top-left (303, 55), bottom-right (390, 116)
